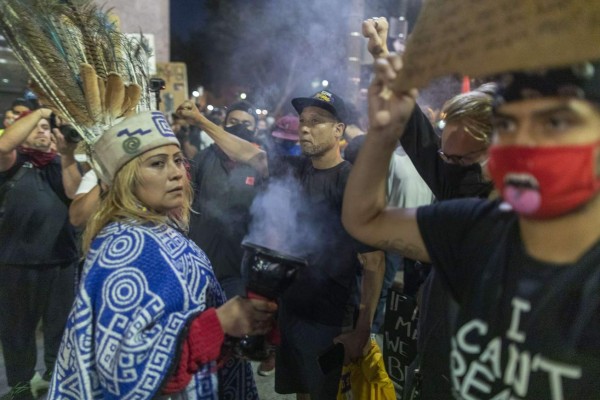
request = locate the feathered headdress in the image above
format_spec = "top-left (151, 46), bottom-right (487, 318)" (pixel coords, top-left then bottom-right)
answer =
top-left (0, 0), bottom-right (179, 182)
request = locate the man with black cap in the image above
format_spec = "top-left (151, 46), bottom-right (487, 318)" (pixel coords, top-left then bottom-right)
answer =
top-left (177, 91), bottom-right (385, 400)
top-left (343, 14), bottom-right (600, 400)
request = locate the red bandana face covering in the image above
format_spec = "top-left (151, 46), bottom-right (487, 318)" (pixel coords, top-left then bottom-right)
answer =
top-left (487, 143), bottom-right (600, 219)
top-left (17, 146), bottom-right (57, 168)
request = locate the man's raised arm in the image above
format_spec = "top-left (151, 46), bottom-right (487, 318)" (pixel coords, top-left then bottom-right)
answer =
top-left (341, 54), bottom-right (430, 263)
top-left (176, 100), bottom-right (268, 177)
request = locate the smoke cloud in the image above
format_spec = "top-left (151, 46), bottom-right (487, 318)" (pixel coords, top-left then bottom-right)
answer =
top-left (244, 173), bottom-right (326, 260)
top-left (172, 0), bottom-right (422, 112)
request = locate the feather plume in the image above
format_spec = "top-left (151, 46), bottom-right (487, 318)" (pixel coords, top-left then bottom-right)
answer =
top-left (0, 0), bottom-right (152, 144)
top-left (123, 84), bottom-right (142, 117)
top-left (105, 72), bottom-right (125, 121)
top-left (97, 76), bottom-right (106, 114)
top-left (80, 63), bottom-right (102, 122)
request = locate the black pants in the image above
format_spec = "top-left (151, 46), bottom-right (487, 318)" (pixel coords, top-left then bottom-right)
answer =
top-left (0, 263), bottom-right (75, 386)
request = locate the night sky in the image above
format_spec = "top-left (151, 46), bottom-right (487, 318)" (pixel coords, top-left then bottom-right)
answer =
top-left (169, 0), bottom-right (423, 113)
top-left (170, 0), bottom-right (209, 41)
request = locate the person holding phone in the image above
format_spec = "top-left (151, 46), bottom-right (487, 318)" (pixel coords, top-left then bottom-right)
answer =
top-left (0, 107), bottom-right (81, 399)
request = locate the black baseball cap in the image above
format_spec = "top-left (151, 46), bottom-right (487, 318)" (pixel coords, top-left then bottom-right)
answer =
top-left (291, 90), bottom-right (347, 123)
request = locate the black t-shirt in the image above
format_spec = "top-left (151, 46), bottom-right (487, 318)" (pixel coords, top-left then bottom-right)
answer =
top-left (417, 199), bottom-right (600, 399)
top-left (270, 156), bottom-right (373, 326)
top-left (0, 153), bottom-right (77, 265)
top-left (189, 145), bottom-right (260, 281)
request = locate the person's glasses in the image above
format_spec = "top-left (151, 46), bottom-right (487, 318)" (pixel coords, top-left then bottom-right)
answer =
top-left (437, 147), bottom-right (487, 166)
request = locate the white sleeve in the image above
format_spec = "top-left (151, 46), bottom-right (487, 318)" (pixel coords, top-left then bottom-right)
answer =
top-left (75, 169), bottom-right (98, 196)
top-left (387, 146), bottom-right (436, 208)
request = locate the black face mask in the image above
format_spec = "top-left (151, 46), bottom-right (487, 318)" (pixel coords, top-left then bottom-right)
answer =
top-left (440, 162), bottom-right (493, 199)
top-left (274, 140), bottom-right (301, 156)
top-left (225, 124), bottom-right (256, 143)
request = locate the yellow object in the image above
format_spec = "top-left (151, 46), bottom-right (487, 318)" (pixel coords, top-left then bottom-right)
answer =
top-left (337, 339), bottom-right (396, 400)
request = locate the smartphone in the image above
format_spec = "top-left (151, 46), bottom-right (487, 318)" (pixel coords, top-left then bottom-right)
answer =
top-left (317, 342), bottom-right (345, 375)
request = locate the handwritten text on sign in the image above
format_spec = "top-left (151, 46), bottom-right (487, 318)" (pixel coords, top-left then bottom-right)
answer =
top-left (394, 0), bottom-right (600, 91)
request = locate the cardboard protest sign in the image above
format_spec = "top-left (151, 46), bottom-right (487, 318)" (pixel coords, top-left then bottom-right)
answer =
top-left (395, 0), bottom-right (600, 91)
top-left (156, 62), bottom-right (189, 114)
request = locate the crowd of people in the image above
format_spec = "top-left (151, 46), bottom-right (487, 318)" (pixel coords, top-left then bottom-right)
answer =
top-left (0, 4), bottom-right (599, 400)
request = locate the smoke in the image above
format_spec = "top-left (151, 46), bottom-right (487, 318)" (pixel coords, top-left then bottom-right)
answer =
top-left (172, 0), bottom-right (428, 117)
top-left (244, 173), bottom-right (325, 259)
top-left (233, 0), bottom-right (354, 107)
top-left (173, 0), bottom-right (367, 110)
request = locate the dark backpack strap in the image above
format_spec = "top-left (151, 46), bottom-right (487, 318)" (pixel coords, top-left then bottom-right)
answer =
top-left (0, 162), bottom-right (33, 216)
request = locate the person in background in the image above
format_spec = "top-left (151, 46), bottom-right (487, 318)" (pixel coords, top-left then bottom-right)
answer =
top-left (188, 100), bottom-right (261, 300)
top-left (342, 103), bottom-right (366, 147)
top-left (344, 125), bottom-right (435, 338)
top-left (267, 114), bottom-right (301, 158)
top-left (172, 112), bottom-right (201, 160)
top-left (9, 98), bottom-right (35, 121)
top-left (0, 107), bottom-right (81, 400)
top-left (68, 167), bottom-right (103, 229)
top-left (1, 99), bottom-right (36, 137)
top-left (1, 110), bottom-right (16, 136)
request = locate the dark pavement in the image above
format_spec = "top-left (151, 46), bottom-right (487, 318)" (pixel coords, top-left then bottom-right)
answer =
top-left (0, 330), bottom-right (293, 399)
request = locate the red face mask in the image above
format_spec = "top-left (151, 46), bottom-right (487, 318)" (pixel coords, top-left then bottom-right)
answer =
top-left (487, 143), bottom-right (600, 219)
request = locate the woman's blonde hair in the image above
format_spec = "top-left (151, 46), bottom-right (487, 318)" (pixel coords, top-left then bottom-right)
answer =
top-left (82, 153), bottom-right (193, 253)
top-left (442, 83), bottom-right (496, 144)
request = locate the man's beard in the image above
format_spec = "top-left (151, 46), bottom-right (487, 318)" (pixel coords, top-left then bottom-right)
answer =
top-left (301, 142), bottom-right (334, 158)
top-left (28, 138), bottom-right (51, 152)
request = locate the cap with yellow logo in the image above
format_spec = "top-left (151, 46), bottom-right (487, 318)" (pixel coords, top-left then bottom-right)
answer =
top-left (291, 90), bottom-right (347, 123)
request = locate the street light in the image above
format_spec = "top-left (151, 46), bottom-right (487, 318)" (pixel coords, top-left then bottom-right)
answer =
top-left (240, 93), bottom-right (247, 100)
top-left (192, 90), bottom-right (200, 98)
top-left (321, 80), bottom-right (329, 88)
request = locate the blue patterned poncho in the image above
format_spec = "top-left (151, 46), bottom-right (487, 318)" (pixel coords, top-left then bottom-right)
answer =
top-left (48, 221), bottom-right (258, 399)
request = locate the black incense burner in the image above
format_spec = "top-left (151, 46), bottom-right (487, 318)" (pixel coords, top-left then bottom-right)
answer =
top-left (232, 242), bottom-right (308, 361)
